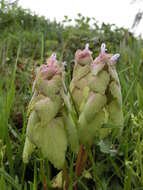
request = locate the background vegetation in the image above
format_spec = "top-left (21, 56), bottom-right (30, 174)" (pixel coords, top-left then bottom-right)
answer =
top-left (0, 1), bottom-right (143, 189)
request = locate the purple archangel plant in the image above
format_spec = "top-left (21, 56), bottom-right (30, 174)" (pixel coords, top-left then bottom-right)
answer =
top-left (70, 43), bottom-right (123, 144)
top-left (23, 43), bottom-right (123, 189)
top-left (23, 54), bottom-right (68, 169)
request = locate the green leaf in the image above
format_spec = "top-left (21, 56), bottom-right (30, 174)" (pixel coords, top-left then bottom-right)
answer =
top-left (108, 65), bottom-right (120, 84)
top-left (107, 100), bottom-right (124, 130)
top-left (64, 113), bottom-right (79, 153)
top-left (34, 96), bottom-right (62, 125)
top-left (79, 86), bottom-right (90, 112)
top-left (89, 70), bottom-right (110, 94)
top-left (80, 93), bottom-right (107, 122)
top-left (79, 110), bottom-right (105, 143)
top-left (72, 64), bottom-right (90, 81)
top-left (109, 81), bottom-right (122, 106)
top-left (98, 139), bottom-right (111, 154)
top-left (92, 63), bottom-right (105, 76)
top-left (28, 117), bottom-right (67, 169)
top-left (0, 169), bottom-right (20, 190)
top-left (37, 75), bottom-right (62, 97)
top-left (137, 82), bottom-right (143, 110)
top-left (23, 138), bottom-right (35, 163)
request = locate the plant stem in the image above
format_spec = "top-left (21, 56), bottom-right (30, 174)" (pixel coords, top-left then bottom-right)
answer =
top-left (40, 160), bottom-right (48, 190)
top-left (74, 144), bottom-right (88, 190)
top-left (43, 175), bottom-right (48, 190)
top-left (63, 162), bottom-right (70, 190)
